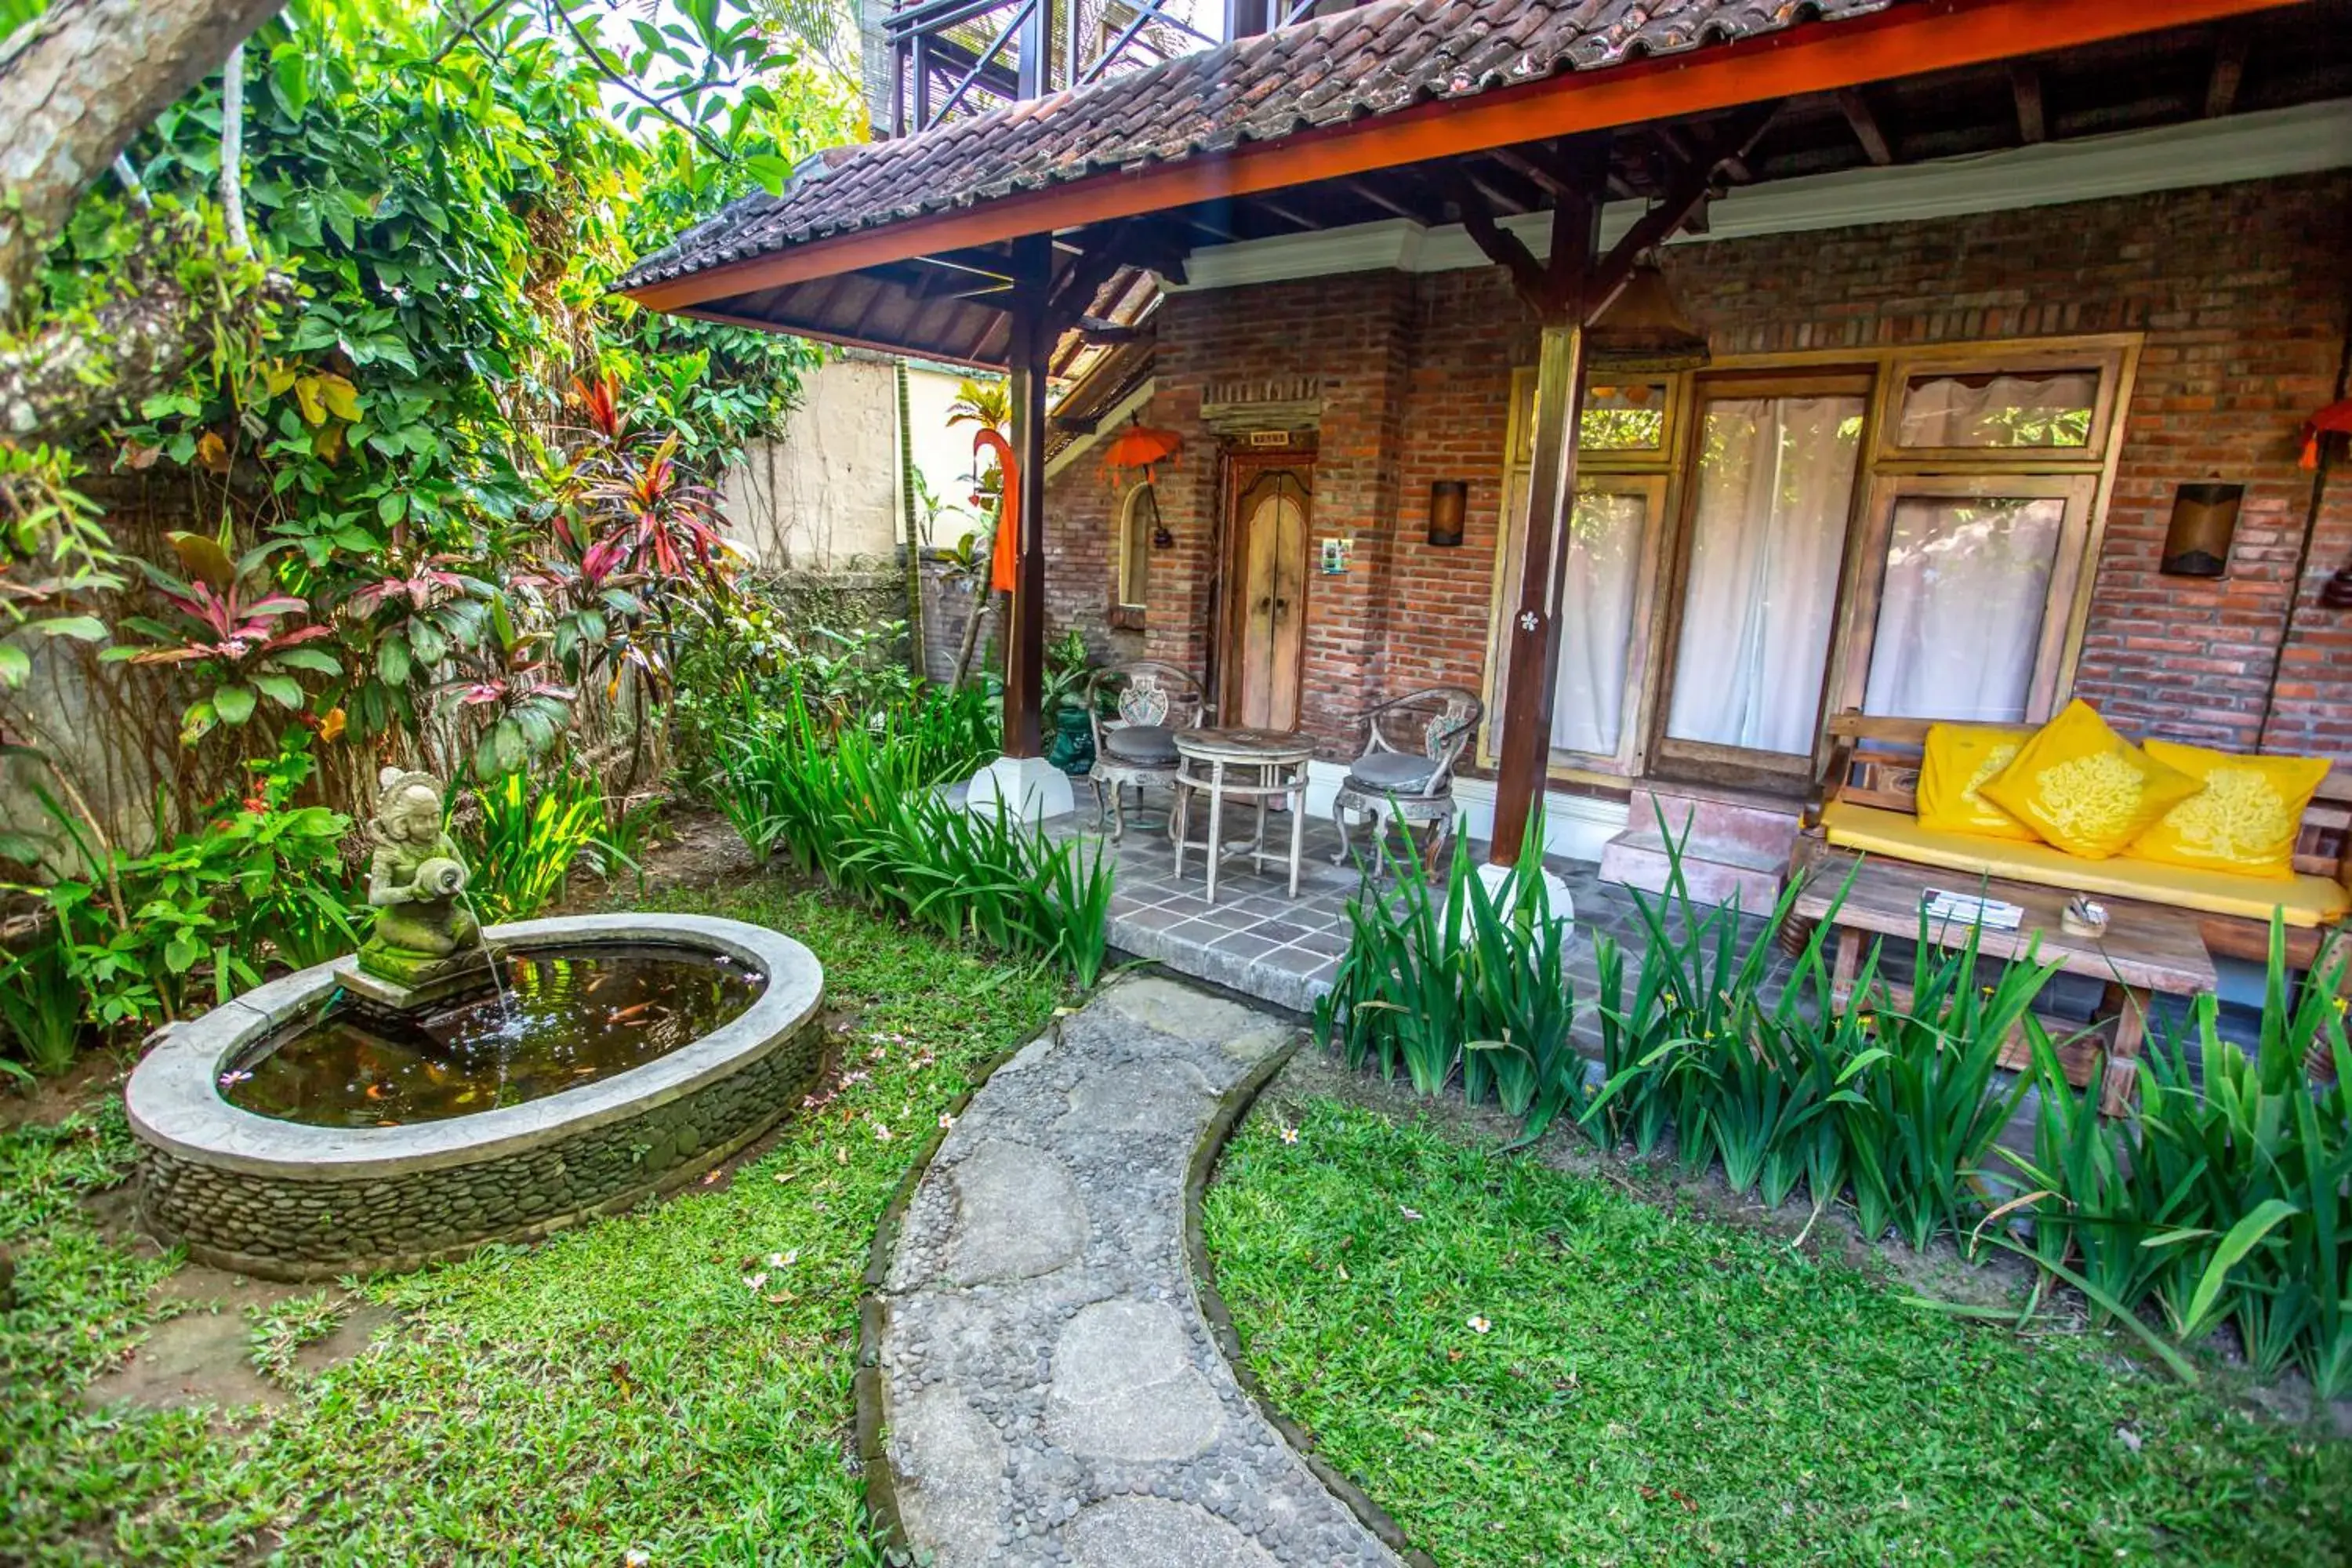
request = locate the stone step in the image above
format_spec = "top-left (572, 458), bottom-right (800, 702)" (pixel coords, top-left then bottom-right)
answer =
top-left (1598, 826), bottom-right (1789, 913)
top-left (1623, 783), bottom-right (1802, 861)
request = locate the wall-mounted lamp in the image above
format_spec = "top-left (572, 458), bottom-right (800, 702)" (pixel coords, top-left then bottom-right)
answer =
top-left (1428, 481), bottom-right (1468, 548)
top-left (2160, 482), bottom-right (2244, 578)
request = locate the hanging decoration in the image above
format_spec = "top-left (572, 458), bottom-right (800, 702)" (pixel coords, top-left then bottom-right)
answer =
top-left (2299, 397), bottom-right (2352, 470)
top-left (1100, 418), bottom-right (1184, 486)
top-left (973, 427), bottom-right (1019, 594)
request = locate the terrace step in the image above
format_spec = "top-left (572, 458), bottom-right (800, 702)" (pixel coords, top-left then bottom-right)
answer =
top-left (1599, 786), bottom-right (1800, 912)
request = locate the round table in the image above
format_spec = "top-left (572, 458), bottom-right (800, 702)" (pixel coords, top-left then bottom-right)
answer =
top-left (1170, 728), bottom-right (1315, 904)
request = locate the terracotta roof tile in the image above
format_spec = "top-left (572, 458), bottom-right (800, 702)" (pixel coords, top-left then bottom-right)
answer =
top-left (622, 0), bottom-right (1903, 292)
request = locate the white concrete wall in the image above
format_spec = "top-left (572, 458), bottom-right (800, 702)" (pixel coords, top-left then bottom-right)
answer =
top-left (718, 358), bottom-right (1001, 566)
top-left (720, 356), bottom-right (902, 571)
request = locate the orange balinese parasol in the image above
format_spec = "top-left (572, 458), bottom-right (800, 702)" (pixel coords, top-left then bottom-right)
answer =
top-left (974, 428), bottom-right (1020, 593)
top-left (2301, 397), bottom-right (2352, 470)
top-left (1100, 421), bottom-right (1183, 485)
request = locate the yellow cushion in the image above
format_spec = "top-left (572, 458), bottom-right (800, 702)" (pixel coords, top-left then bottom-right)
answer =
top-left (1916, 724), bottom-right (2038, 841)
top-left (1980, 701), bottom-right (2202, 859)
top-left (2129, 739), bottom-right (2332, 881)
top-left (1821, 800), bottom-right (2350, 928)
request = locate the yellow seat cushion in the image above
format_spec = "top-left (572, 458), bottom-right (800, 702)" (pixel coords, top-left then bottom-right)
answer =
top-left (1820, 801), bottom-right (2350, 928)
top-left (1980, 701), bottom-right (2202, 859)
top-left (2129, 739), bottom-right (2333, 881)
top-left (1916, 724), bottom-right (2038, 841)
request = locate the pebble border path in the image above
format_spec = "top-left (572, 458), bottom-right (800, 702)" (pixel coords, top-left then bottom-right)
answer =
top-left (868, 975), bottom-right (1406, 1568)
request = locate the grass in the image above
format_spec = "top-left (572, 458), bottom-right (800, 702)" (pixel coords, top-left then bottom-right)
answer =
top-left (1203, 1097), bottom-right (2352, 1568)
top-left (0, 880), bottom-right (1062, 1566)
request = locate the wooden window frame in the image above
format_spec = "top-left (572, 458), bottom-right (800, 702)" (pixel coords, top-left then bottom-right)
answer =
top-left (1110, 478), bottom-right (1155, 628)
top-left (1476, 368), bottom-right (1688, 781)
top-left (1646, 368), bottom-right (1878, 790)
top-left (1472, 332), bottom-right (2141, 790)
top-left (1872, 341), bottom-right (2132, 469)
top-left (1824, 471), bottom-right (2103, 728)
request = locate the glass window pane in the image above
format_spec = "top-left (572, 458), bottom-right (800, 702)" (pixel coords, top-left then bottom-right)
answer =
top-left (1898, 371), bottom-right (2096, 448)
top-left (1580, 379), bottom-right (1669, 450)
top-left (1862, 495), bottom-right (2065, 724)
top-left (1665, 396), bottom-right (1865, 755)
top-left (1117, 484), bottom-right (1155, 608)
top-left (1550, 485), bottom-right (1649, 756)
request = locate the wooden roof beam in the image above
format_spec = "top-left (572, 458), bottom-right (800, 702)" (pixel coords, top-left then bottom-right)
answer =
top-left (1836, 85), bottom-right (1895, 165)
top-left (2010, 62), bottom-right (2046, 143)
top-left (1586, 104), bottom-right (1779, 321)
top-left (2205, 31), bottom-right (2250, 115)
top-left (1341, 176), bottom-right (1435, 223)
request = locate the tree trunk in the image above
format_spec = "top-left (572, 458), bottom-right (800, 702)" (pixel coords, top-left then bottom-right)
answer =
top-left (0, 0), bottom-right (286, 322)
top-left (895, 360), bottom-right (927, 679)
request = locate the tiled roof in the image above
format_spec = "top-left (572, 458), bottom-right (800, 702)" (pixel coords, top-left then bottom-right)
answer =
top-left (621, 0), bottom-right (1903, 292)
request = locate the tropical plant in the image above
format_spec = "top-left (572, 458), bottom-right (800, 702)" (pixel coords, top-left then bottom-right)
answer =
top-left (718, 685), bottom-right (1109, 985)
top-left (1316, 820), bottom-right (1586, 1139)
top-left (460, 765), bottom-right (608, 923)
top-left (106, 532), bottom-right (339, 743)
top-left (0, 937), bottom-right (84, 1078)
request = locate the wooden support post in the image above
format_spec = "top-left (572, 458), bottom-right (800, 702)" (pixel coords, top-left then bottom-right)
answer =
top-left (1002, 231), bottom-right (1053, 759)
top-left (1486, 181), bottom-right (1602, 866)
top-left (1017, 0), bottom-right (1049, 97)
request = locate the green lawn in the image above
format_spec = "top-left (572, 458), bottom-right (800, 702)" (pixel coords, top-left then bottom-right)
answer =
top-left (1, 882), bottom-right (1062, 1566)
top-left (1203, 1096), bottom-right (2352, 1568)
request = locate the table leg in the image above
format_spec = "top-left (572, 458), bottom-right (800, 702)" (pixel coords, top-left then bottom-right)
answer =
top-left (1171, 775), bottom-right (1189, 880)
top-left (2100, 982), bottom-right (2147, 1116)
top-left (1252, 764), bottom-right (1270, 857)
top-left (1205, 760), bottom-right (1225, 906)
top-left (1286, 768), bottom-right (1304, 898)
top-left (1831, 927), bottom-right (1861, 1005)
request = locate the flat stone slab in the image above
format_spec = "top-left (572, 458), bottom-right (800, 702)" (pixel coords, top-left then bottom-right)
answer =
top-left (877, 975), bottom-right (1399, 1568)
top-left (1065, 1497), bottom-right (1283, 1568)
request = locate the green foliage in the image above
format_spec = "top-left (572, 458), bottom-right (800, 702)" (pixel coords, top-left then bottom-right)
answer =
top-left (720, 688), bottom-right (1109, 985)
top-left (13, 744), bottom-right (358, 1028)
top-left (1203, 1098), bottom-right (2352, 1567)
top-left (2004, 924), bottom-right (2352, 1395)
top-left (0, 937), bottom-right (83, 1078)
top-left (458, 765), bottom-right (607, 923)
top-left (0, 887), bottom-right (1057, 1563)
top-left (1316, 822), bottom-right (1583, 1138)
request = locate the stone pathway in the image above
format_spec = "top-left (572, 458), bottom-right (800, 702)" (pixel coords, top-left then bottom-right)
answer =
top-left (874, 975), bottom-right (1402, 1568)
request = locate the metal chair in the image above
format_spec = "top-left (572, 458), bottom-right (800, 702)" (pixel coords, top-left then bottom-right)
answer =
top-left (1330, 685), bottom-right (1483, 865)
top-left (1087, 661), bottom-right (1207, 841)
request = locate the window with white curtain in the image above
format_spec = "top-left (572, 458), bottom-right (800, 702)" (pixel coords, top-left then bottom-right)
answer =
top-left (1860, 495), bottom-right (2064, 722)
top-left (1662, 394), bottom-right (1865, 758)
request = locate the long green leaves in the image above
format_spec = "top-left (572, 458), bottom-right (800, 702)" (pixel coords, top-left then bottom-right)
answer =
top-left (718, 684), bottom-right (1111, 985)
top-left (462, 766), bottom-right (608, 923)
top-left (1316, 818), bottom-right (1586, 1139)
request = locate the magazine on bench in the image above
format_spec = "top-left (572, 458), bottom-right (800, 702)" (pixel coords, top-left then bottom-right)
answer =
top-left (1918, 889), bottom-right (2025, 932)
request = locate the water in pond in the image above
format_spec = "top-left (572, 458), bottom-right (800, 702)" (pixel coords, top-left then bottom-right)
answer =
top-left (222, 946), bottom-right (764, 1127)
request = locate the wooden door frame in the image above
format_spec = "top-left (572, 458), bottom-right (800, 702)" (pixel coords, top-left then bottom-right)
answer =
top-left (1214, 448), bottom-right (1315, 728)
top-left (1646, 367), bottom-right (1878, 792)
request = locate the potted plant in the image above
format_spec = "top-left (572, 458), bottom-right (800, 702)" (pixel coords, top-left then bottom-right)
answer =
top-left (1040, 630), bottom-right (1098, 775)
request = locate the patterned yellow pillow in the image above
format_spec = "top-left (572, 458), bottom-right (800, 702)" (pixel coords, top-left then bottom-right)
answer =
top-left (1980, 701), bottom-right (2202, 860)
top-left (1915, 724), bottom-right (2038, 841)
top-left (2129, 739), bottom-right (2332, 880)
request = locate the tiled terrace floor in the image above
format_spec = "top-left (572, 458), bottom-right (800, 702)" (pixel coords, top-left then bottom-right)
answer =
top-left (1043, 785), bottom-right (1673, 1014)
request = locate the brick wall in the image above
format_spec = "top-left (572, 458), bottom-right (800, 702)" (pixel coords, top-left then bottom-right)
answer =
top-left (1040, 171), bottom-right (2352, 766)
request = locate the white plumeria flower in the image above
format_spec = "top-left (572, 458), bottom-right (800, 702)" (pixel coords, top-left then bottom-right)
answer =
top-left (1400, 1207), bottom-right (1424, 1221)
top-left (1467, 1315), bottom-right (1492, 1335)
top-left (1278, 1125), bottom-right (1299, 1145)
top-left (938, 1112), bottom-right (956, 1130)
top-left (742, 1272), bottom-right (768, 1291)
top-left (873, 1122), bottom-right (893, 1142)
top-left (768, 1251), bottom-right (795, 1269)
top-left (625, 1551), bottom-right (652, 1567)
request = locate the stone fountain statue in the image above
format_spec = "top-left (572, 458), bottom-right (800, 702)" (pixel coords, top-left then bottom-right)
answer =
top-left (341, 767), bottom-right (488, 1005)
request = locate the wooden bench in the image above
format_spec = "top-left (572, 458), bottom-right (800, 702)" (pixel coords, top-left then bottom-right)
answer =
top-left (1791, 713), bottom-right (2351, 1107)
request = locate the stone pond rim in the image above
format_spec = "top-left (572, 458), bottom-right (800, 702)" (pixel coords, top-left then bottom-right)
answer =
top-left (124, 913), bottom-right (826, 1280)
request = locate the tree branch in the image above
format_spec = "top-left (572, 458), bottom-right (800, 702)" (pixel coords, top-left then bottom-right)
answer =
top-left (542, 1), bottom-right (737, 165)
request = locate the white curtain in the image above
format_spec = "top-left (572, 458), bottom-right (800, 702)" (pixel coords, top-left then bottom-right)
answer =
top-left (1550, 488), bottom-right (1648, 756)
top-left (1664, 397), bottom-right (1864, 755)
top-left (1863, 496), bottom-right (2063, 723)
top-left (1898, 372), bottom-right (2097, 448)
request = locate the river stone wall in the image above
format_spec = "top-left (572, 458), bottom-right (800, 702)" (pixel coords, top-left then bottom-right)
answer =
top-left (126, 913), bottom-right (825, 1281)
top-left (141, 1018), bottom-right (822, 1278)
